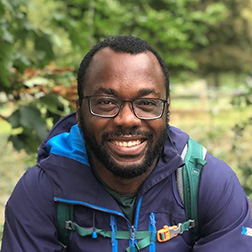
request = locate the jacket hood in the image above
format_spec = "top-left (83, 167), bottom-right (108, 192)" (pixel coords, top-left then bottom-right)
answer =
top-left (37, 113), bottom-right (79, 164)
top-left (37, 112), bottom-right (189, 204)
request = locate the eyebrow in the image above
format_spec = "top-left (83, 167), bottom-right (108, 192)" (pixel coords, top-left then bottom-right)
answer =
top-left (93, 87), bottom-right (115, 95)
top-left (137, 88), bottom-right (158, 97)
top-left (94, 87), bottom-right (158, 97)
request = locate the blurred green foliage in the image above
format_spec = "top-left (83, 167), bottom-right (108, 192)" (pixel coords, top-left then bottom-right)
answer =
top-left (0, 0), bottom-right (251, 196)
top-left (2, 0), bottom-right (252, 88)
top-left (230, 74), bottom-right (252, 198)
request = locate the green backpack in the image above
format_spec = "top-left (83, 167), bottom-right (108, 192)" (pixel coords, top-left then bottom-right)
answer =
top-left (56, 138), bottom-right (207, 251)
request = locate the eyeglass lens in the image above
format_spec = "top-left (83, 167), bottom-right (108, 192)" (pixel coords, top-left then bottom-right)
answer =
top-left (89, 96), bottom-right (165, 119)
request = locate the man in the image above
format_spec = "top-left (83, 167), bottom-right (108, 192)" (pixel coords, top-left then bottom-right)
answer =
top-left (1, 36), bottom-right (252, 251)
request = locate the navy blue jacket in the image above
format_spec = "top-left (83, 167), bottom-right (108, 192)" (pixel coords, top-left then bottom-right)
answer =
top-left (1, 113), bottom-right (252, 251)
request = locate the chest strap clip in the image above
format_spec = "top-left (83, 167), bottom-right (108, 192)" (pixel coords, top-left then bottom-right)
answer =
top-left (157, 220), bottom-right (195, 243)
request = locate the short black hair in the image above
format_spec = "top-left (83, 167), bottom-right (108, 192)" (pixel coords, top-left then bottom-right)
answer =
top-left (77, 35), bottom-right (169, 100)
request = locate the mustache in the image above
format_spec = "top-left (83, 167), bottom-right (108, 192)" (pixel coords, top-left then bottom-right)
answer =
top-left (102, 129), bottom-right (153, 140)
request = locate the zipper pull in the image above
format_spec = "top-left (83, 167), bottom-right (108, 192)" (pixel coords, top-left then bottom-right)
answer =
top-left (150, 213), bottom-right (156, 227)
top-left (110, 216), bottom-right (117, 246)
top-left (130, 225), bottom-right (136, 251)
top-left (149, 213), bottom-right (156, 244)
top-left (131, 225), bottom-right (136, 242)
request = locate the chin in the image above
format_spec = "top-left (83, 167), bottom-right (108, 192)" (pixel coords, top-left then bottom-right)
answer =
top-left (105, 157), bottom-right (153, 179)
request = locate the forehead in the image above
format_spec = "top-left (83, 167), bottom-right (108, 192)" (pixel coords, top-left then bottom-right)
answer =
top-left (84, 48), bottom-right (165, 97)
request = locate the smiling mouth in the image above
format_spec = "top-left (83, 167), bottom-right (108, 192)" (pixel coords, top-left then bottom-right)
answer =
top-left (107, 138), bottom-right (147, 158)
top-left (110, 139), bottom-right (143, 147)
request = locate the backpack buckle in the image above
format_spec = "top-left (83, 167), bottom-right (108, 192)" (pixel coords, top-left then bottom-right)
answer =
top-left (157, 225), bottom-right (180, 242)
top-left (188, 219), bottom-right (195, 229)
top-left (65, 221), bottom-right (73, 230)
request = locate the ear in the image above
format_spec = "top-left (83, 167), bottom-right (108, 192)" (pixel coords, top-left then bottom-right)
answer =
top-left (166, 95), bottom-right (170, 124)
top-left (76, 99), bottom-right (81, 127)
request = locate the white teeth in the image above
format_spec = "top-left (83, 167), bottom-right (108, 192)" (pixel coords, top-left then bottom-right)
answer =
top-left (112, 140), bottom-right (141, 147)
top-left (128, 141), bottom-right (133, 147)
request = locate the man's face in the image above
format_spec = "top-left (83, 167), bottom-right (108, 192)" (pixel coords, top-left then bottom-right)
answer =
top-left (78, 48), bottom-right (168, 179)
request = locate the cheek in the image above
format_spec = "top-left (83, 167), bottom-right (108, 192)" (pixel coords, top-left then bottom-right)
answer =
top-left (148, 117), bottom-right (167, 135)
top-left (82, 114), bottom-right (110, 141)
top-left (80, 104), bottom-right (99, 131)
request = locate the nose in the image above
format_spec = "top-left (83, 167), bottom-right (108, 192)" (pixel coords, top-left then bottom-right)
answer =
top-left (113, 101), bottom-right (142, 128)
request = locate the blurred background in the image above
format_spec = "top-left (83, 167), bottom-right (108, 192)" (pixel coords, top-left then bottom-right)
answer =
top-left (0, 0), bottom-right (251, 241)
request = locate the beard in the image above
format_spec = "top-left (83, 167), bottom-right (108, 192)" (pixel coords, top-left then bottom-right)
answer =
top-left (78, 112), bottom-right (167, 179)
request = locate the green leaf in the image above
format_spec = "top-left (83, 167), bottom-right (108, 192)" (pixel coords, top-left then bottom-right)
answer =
top-left (34, 33), bottom-right (54, 63)
top-left (8, 131), bottom-right (42, 153)
top-left (39, 93), bottom-right (60, 107)
top-left (8, 134), bottom-right (25, 152)
top-left (19, 106), bottom-right (48, 140)
top-left (7, 110), bottom-right (21, 128)
top-left (1, 26), bottom-right (14, 43)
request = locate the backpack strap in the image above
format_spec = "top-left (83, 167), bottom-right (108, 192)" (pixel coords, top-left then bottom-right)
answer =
top-left (176, 144), bottom-right (188, 204)
top-left (176, 138), bottom-right (207, 243)
top-left (57, 203), bottom-right (74, 251)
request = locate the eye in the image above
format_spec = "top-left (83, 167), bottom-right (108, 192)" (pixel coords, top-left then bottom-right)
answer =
top-left (135, 99), bottom-right (158, 107)
top-left (134, 99), bottom-right (160, 113)
top-left (92, 96), bottom-right (120, 111)
top-left (98, 99), bottom-right (116, 105)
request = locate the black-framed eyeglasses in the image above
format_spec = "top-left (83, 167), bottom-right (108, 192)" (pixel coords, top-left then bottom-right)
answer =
top-left (82, 95), bottom-right (168, 120)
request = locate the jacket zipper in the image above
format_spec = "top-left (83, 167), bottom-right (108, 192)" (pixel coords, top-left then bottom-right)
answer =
top-left (110, 215), bottom-right (118, 252)
top-left (149, 213), bottom-right (156, 252)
